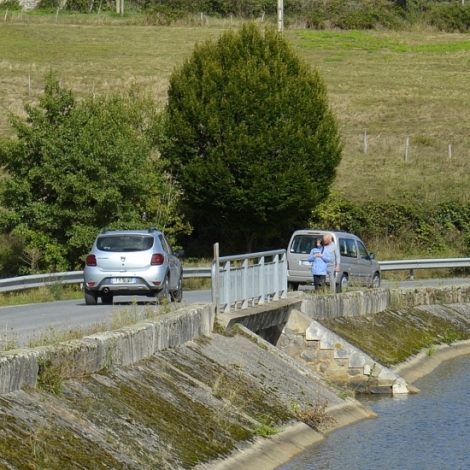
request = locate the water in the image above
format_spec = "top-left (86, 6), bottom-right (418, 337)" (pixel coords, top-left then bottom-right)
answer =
top-left (280, 355), bottom-right (470, 470)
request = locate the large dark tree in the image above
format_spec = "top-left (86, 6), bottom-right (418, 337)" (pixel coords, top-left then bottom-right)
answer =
top-left (164, 23), bottom-right (342, 253)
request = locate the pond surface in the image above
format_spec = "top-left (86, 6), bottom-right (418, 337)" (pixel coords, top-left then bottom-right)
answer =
top-left (279, 354), bottom-right (470, 470)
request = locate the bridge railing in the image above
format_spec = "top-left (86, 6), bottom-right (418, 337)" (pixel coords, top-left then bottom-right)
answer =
top-left (0, 257), bottom-right (469, 295)
top-left (211, 246), bottom-right (288, 314)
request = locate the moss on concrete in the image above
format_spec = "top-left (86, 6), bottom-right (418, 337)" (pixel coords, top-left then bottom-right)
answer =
top-left (0, 334), bottom-right (307, 469)
top-left (318, 306), bottom-right (470, 367)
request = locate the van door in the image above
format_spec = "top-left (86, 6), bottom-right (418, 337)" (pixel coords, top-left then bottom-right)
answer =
top-left (357, 239), bottom-right (375, 286)
top-left (337, 237), bottom-right (361, 285)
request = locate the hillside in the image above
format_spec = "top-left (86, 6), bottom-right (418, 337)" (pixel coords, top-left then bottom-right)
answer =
top-left (1, 22), bottom-right (470, 207)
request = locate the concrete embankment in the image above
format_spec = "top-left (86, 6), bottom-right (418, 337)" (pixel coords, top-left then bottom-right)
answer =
top-left (0, 317), bottom-right (374, 469)
top-left (1, 285), bottom-right (470, 469)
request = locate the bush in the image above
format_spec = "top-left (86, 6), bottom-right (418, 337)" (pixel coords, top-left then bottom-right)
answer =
top-left (0, 0), bottom-right (21, 10)
top-left (426, 3), bottom-right (470, 32)
top-left (144, 4), bottom-right (189, 25)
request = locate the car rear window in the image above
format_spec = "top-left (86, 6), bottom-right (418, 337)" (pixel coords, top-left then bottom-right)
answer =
top-left (289, 235), bottom-right (318, 254)
top-left (96, 235), bottom-right (154, 252)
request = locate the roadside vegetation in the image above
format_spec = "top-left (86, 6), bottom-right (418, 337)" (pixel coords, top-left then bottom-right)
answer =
top-left (1, 1), bottom-right (470, 275)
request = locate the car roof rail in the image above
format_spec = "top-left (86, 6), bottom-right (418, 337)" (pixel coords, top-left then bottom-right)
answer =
top-left (147, 227), bottom-right (159, 233)
top-left (101, 228), bottom-right (114, 233)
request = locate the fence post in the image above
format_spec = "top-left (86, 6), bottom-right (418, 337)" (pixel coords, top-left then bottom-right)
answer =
top-left (212, 243), bottom-right (220, 315)
top-left (404, 137), bottom-right (410, 161)
top-left (242, 258), bottom-right (248, 309)
top-left (259, 255), bottom-right (265, 305)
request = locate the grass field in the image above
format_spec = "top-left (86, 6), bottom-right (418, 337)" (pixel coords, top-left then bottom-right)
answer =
top-left (1, 16), bottom-right (470, 207)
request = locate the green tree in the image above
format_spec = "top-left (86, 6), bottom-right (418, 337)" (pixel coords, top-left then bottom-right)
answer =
top-left (163, 23), bottom-right (342, 253)
top-left (0, 72), bottom-right (189, 274)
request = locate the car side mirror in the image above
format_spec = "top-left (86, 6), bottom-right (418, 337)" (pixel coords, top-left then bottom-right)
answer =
top-left (370, 253), bottom-right (375, 260)
top-left (174, 249), bottom-right (185, 258)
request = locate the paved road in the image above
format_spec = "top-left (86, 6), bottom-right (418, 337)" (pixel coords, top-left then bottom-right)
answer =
top-left (0, 290), bottom-right (212, 348)
top-left (3, 278), bottom-right (470, 348)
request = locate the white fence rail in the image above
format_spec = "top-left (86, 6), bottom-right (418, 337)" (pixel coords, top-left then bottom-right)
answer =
top-left (0, 257), bottom-right (469, 295)
top-left (211, 248), bottom-right (288, 313)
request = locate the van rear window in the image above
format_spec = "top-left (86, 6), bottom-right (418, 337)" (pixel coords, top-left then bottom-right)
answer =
top-left (290, 235), bottom-right (317, 254)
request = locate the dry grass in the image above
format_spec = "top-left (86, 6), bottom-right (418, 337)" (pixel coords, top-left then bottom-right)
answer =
top-left (1, 19), bottom-right (470, 206)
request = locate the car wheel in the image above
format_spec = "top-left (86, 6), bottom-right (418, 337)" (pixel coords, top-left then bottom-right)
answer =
top-left (85, 289), bottom-right (98, 306)
top-left (170, 276), bottom-right (183, 303)
top-left (371, 273), bottom-right (381, 288)
top-left (101, 294), bottom-right (114, 305)
top-left (158, 275), bottom-right (171, 303)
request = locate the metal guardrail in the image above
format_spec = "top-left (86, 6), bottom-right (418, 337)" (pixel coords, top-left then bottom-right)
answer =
top-left (0, 268), bottom-right (211, 293)
top-left (378, 258), bottom-right (470, 280)
top-left (0, 257), bottom-right (469, 294)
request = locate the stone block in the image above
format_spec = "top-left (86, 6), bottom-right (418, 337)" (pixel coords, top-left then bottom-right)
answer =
top-left (392, 378), bottom-right (409, 395)
top-left (349, 352), bottom-right (366, 368)
top-left (348, 367), bottom-right (364, 377)
top-left (334, 347), bottom-right (349, 359)
top-left (317, 349), bottom-right (335, 360)
top-left (333, 358), bottom-right (348, 368)
top-left (300, 350), bottom-right (316, 362)
top-left (369, 385), bottom-right (393, 394)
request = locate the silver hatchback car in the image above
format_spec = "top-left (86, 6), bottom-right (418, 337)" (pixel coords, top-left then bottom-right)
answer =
top-left (287, 229), bottom-right (380, 292)
top-left (83, 228), bottom-right (184, 305)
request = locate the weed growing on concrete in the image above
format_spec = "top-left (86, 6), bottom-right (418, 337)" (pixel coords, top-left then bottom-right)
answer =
top-left (252, 414), bottom-right (280, 438)
top-left (37, 358), bottom-right (66, 396)
top-left (213, 319), bottom-right (236, 337)
top-left (297, 398), bottom-right (337, 432)
top-left (441, 328), bottom-right (459, 345)
top-left (426, 346), bottom-right (435, 356)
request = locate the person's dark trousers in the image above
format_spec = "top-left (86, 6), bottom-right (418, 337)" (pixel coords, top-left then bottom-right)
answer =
top-left (313, 275), bottom-right (326, 291)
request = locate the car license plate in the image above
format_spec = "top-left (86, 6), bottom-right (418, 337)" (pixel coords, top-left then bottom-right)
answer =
top-left (110, 277), bottom-right (137, 284)
top-left (300, 260), bottom-right (312, 266)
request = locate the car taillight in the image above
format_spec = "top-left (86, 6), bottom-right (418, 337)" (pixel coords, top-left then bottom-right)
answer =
top-left (86, 254), bottom-right (97, 266)
top-left (151, 253), bottom-right (164, 265)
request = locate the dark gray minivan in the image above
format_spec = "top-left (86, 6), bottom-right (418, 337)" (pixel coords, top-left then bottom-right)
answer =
top-left (287, 229), bottom-right (381, 292)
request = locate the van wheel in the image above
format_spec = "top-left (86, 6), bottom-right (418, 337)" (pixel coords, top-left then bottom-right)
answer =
top-left (372, 273), bottom-right (381, 288)
top-left (338, 274), bottom-right (348, 292)
top-left (288, 282), bottom-right (299, 291)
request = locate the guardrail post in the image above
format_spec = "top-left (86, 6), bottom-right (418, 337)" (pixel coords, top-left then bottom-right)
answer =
top-left (410, 269), bottom-right (414, 280)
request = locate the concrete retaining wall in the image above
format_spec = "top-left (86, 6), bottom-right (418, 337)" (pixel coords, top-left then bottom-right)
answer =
top-left (301, 285), bottom-right (470, 320)
top-left (301, 288), bottom-right (391, 320)
top-left (0, 303), bottom-right (214, 394)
